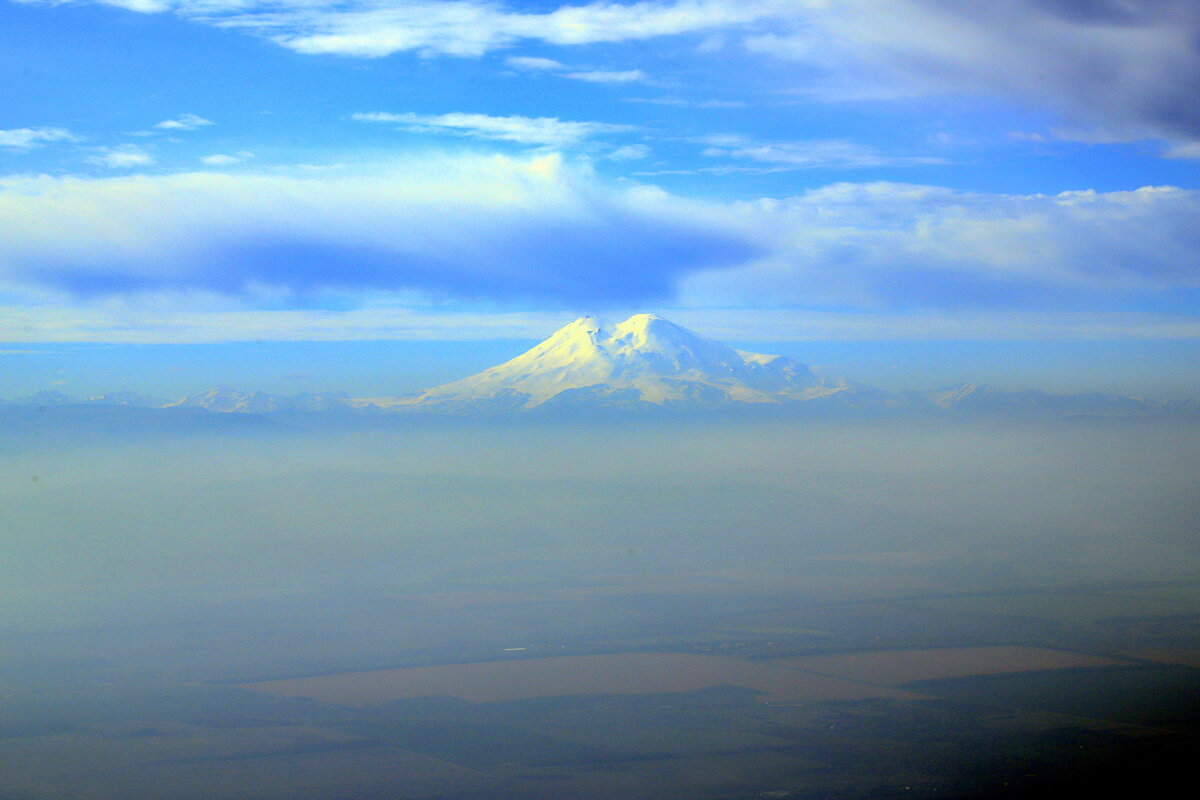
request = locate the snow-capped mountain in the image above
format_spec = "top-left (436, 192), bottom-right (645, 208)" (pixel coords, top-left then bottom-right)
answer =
top-left (8, 315), bottom-right (1177, 420)
top-left (86, 391), bottom-right (169, 408)
top-left (922, 383), bottom-right (1154, 417)
top-left (0, 390), bottom-right (168, 408)
top-left (167, 387), bottom-right (350, 413)
top-left (1, 390), bottom-right (80, 407)
top-left (394, 313), bottom-right (849, 412)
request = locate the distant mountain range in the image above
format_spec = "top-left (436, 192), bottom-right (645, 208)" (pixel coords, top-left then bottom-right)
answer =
top-left (3, 314), bottom-right (1195, 419)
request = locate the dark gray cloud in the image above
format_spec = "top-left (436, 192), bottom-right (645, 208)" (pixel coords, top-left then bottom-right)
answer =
top-left (751, 0), bottom-right (1200, 145)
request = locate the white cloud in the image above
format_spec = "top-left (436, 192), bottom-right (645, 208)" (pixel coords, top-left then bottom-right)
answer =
top-left (697, 136), bottom-right (944, 170)
top-left (352, 111), bottom-right (634, 147)
top-left (85, 145), bottom-right (157, 168)
top-left (0, 304), bottom-right (583, 344)
top-left (200, 151), bottom-right (254, 165)
top-left (88, 0), bottom-right (175, 11)
top-left (0, 152), bottom-right (752, 305)
top-left (1164, 142), bottom-right (1200, 160)
top-left (666, 308), bottom-right (1200, 344)
top-left (564, 69), bottom-right (646, 83)
top-left (606, 144), bottom-right (651, 161)
top-left (0, 155), bottom-right (1199, 340)
top-left (23, 0), bottom-right (791, 57)
top-left (627, 96), bottom-right (745, 109)
top-left (503, 56), bottom-right (648, 85)
top-left (5, 303), bottom-right (1199, 345)
top-left (154, 113), bottom-right (214, 131)
top-left (504, 55), bottom-right (565, 71)
top-left (677, 182), bottom-right (1200, 308)
top-left (503, 56), bottom-right (647, 84)
top-left (244, 0), bottom-right (786, 57)
top-left (0, 127), bottom-right (77, 149)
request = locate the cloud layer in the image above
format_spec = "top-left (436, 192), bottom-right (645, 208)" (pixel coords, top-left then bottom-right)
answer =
top-left (0, 127), bottom-right (77, 149)
top-left (2, 153), bottom-right (1198, 317)
top-left (683, 181), bottom-right (1200, 307)
top-left (0, 153), bottom-right (754, 304)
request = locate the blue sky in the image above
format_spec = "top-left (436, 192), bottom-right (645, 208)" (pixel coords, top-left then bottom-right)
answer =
top-left (2, 0), bottom-right (1200, 396)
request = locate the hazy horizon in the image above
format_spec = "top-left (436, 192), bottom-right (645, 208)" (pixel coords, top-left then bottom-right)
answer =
top-left (3, 2), bottom-right (1200, 798)
top-left (7, 324), bottom-right (1200, 402)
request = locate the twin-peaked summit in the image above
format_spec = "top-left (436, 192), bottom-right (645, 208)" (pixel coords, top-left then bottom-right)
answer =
top-left (404, 313), bottom-right (847, 412)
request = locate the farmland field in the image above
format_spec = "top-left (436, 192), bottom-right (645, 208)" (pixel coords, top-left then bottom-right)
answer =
top-left (3, 575), bottom-right (1200, 800)
top-left (240, 652), bottom-right (921, 706)
top-left (767, 646), bottom-right (1129, 686)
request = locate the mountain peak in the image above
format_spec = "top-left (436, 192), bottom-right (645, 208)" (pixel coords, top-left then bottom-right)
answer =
top-left (620, 311), bottom-right (664, 326)
top-left (563, 314), bottom-right (602, 329)
top-left (405, 313), bottom-right (827, 411)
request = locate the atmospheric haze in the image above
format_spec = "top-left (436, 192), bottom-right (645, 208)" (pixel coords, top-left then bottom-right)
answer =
top-left (5, 1), bottom-right (1200, 794)
top-left (4, 316), bottom-right (1200, 798)
top-left (2, 415), bottom-right (1197, 658)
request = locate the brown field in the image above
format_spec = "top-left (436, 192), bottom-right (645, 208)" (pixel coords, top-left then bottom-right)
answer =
top-left (1121, 649), bottom-right (1200, 668)
top-left (768, 646), bottom-right (1129, 686)
top-left (239, 652), bottom-right (922, 706)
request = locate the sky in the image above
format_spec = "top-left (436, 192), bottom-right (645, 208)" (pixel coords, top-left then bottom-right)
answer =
top-left (2, 0), bottom-right (1200, 397)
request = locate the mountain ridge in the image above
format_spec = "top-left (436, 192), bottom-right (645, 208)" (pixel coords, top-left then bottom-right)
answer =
top-left (2, 314), bottom-right (1189, 419)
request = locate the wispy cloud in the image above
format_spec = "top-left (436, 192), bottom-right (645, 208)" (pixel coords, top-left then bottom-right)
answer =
top-left (4, 303), bottom-right (1200, 345)
top-left (154, 113), bottom-right (214, 131)
top-left (564, 69), bottom-right (646, 84)
top-left (0, 127), bottom-right (77, 149)
top-left (504, 55), bottom-right (565, 71)
top-left (210, 0), bottom-right (784, 58)
top-left (606, 144), bottom-right (651, 161)
top-left (1164, 142), bottom-right (1200, 160)
top-left (502, 56), bottom-right (649, 85)
top-left (22, 0), bottom-right (788, 57)
top-left (627, 97), bottom-right (745, 109)
top-left (200, 151), bottom-right (254, 166)
top-left (85, 145), bottom-right (156, 168)
top-left (352, 111), bottom-right (634, 147)
top-left (667, 308), bottom-right (1200, 344)
top-left (696, 135), bottom-right (945, 170)
top-left (0, 305), bottom-right (583, 344)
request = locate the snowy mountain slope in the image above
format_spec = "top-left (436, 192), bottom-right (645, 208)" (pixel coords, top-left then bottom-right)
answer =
top-left (166, 387), bottom-right (350, 413)
top-left (923, 383), bottom-right (1155, 417)
top-left (395, 313), bottom-right (848, 412)
top-left (87, 391), bottom-right (170, 408)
